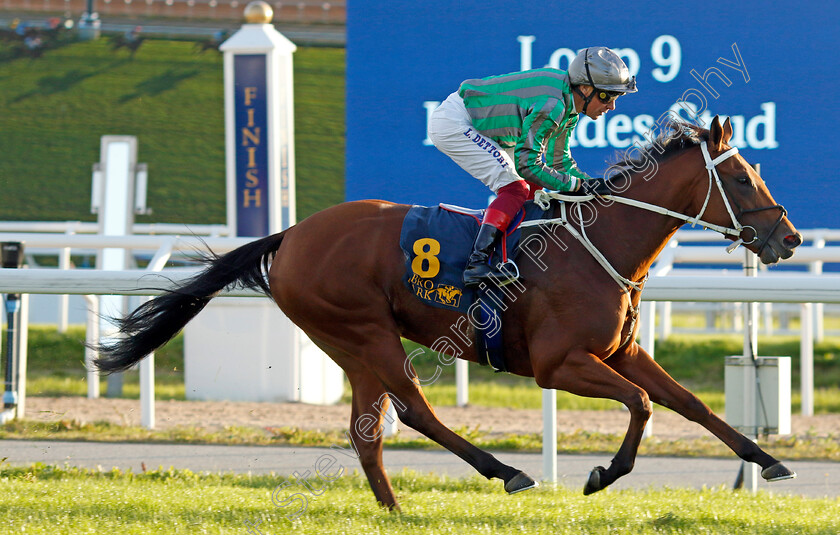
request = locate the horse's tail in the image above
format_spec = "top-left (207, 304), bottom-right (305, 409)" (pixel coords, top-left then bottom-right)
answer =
top-left (92, 232), bottom-right (286, 374)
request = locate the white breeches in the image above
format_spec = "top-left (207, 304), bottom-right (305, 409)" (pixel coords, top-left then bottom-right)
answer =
top-left (427, 92), bottom-right (523, 193)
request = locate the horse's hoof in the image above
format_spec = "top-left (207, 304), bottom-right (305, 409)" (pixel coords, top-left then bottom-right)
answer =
top-left (583, 466), bottom-right (607, 495)
top-left (504, 471), bottom-right (538, 494)
top-left (761, 462), bottom-right (797, 482)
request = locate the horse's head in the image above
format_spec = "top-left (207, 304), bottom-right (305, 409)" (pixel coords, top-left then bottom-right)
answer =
top-left (695, 116), bottom-right (802, 264)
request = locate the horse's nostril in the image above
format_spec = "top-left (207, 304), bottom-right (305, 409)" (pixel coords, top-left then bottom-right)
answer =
top-left (784, 233), bottom-right (802, 248)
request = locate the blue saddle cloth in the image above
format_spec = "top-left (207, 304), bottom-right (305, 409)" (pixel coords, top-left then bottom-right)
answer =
top-left (399, 201), bottom-right (548, 314)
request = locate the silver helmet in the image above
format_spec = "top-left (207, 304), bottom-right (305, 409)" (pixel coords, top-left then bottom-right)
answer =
top-left (569, 47), bottom-right (637, 93)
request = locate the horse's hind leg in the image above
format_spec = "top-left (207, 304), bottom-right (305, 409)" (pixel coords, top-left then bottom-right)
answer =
top-left (607, 343), bottom-right (796, 481)
top-left (366, 335), bottom-right (536, 494)
top-left (345, 367), bottom-right (401, 510)
top-left (305, 337), bottom-right (401, 510)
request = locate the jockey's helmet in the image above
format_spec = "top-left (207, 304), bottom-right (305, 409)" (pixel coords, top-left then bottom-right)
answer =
top-left (569, 47), bottom-right (637, 93)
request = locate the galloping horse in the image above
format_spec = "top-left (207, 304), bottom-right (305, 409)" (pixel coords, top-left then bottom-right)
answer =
top-left (94, 117), bottom-right (802, 509)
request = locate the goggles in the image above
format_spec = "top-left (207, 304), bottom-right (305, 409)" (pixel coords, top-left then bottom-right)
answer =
top-left (596, 89), bottom-right (624, 104)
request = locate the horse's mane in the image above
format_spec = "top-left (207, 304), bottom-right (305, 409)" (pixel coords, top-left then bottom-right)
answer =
top-left (608, 121), bottom-right (710, 175)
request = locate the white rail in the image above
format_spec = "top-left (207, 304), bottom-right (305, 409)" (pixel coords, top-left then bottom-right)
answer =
top-left (2, 223), bottom-right (837, 242)
top-left (0, 233), bottom-right (250, 252)
top-left (0, 221), bottom-right (230, 236)
top-left (1, 269), bottom-right (840, 301)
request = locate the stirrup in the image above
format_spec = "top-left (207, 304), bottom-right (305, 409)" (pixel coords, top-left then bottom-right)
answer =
top-left (492, 260), bottom-right (520, 286)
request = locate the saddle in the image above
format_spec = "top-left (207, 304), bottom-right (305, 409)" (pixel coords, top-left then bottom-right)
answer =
top-left (398, 201), bottom-right (550, 371)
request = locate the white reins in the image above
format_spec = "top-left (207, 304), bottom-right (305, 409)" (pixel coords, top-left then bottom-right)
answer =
top-left (520, 141), bottom-right (746, 294)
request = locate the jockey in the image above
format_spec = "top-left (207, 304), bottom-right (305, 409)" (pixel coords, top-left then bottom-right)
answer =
top-left (428, 46), bottom-right (637, 287)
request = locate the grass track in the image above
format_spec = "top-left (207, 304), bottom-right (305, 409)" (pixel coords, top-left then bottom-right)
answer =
top-left (2, 464), bottom-right (838, 534)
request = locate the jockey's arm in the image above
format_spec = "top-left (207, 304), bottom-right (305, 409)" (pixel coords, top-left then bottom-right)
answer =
top-left (547, 128), bottom-right (593, 187)
top-left (513, 107), bottom-right (585, 192)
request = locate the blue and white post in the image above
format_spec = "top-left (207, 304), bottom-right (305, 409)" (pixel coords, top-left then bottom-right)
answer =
top-left (184, 2), bottom-right (343, 405)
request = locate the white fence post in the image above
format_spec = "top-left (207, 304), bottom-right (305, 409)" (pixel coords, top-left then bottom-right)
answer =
top-left (138, 238), bottom-right (175, 430)
top-left (455, 359), bottom-right (469, 407)
top-left (800, 302), bottom-right (814, 417)
top-left (58, 242), bottom-right (72, 333)
top-left (83, 295), bottom-right (100, 399)
top-left (640, 300), bottom-right (655, 439)
top-left (811, 232), bottom-right (825, 342)
top-left (16, 294), bottom-right (29, 420)
top-left (542, 388), bottom-right (557, 483)
top-left (741, 249), bottom-right (760, 493)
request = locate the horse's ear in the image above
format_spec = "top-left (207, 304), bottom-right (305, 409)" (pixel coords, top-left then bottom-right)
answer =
top-left (721, 117), bottom-right (733, 145)
top-left (709, 115), bottom-right (724, 151)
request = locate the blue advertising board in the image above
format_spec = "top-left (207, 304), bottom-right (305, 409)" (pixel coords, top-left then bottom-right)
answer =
top-left (347, 1), bottom-right (840, 229)
top-left (233, 55), bottom-right (270, 237)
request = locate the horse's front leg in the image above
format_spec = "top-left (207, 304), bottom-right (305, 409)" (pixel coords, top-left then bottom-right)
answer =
top-left (533, 346), bottom-right (653, 494)
top-left (607, 343), bottom-right (796, 482)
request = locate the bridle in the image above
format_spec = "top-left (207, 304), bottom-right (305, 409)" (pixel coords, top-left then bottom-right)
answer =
top-left (693, 142), bottom-right (787, 256)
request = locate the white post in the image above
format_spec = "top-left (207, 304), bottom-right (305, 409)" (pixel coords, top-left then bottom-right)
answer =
top-left (639, 300), bottom-right (655, 438)
top-left (741, 250), bottom-right (759, 492)
top-left (800, 303), bottom-right (814, 417)
top-left (139, 339), bottom-right (155, 429)
top-left (542, 388), bottom-right (557, 483)
top-left (811, 234), bottom-right (825, 342)
top-left (15, 294), bottom-right (29, 419)
top-left (382, 398), bottom-right (398, 437)
top-left (95, 136), bottom-right (138, 398)
top-left (137, 242), bottom-right (172, 430)
top-left (83, 295), bottom-right (100, 399)
top-left (455, 359), bottom-right (468, 407)
top-left (58, 244), bottom-right (72, 333)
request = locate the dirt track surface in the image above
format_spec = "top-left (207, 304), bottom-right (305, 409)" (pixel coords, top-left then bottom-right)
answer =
top-left (24, 396), bottom-right (840, 441)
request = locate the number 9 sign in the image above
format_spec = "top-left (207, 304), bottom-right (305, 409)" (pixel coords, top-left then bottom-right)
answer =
top-left (651, 35), bottom-right (682, 82)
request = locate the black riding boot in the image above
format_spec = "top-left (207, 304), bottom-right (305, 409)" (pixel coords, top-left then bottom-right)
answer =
top-left (463, 224), bottom-right (516, 287)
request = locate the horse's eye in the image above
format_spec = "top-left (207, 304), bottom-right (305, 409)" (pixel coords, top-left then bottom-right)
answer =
top-left (737, 175), bottom-right (749, 185)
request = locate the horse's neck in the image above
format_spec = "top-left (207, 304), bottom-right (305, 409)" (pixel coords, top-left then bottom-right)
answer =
top-left (581, 151), bottom-right (704, 281)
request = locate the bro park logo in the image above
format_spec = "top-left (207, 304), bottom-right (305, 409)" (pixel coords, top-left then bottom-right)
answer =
top-left (408, 237), bottom-right (463, 309)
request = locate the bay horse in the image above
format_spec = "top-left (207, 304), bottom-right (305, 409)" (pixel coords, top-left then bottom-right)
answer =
top-left (94, 117), bottom-right (802, 509)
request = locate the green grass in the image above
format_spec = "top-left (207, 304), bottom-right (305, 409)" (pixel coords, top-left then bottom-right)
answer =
top-left (1, 464), bottom-right (837, 534)
top-left (0, 38), bottom-right (344, 224)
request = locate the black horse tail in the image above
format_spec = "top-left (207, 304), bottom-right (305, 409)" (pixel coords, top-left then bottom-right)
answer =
top-left (92, 232), bottom-right (286, 374)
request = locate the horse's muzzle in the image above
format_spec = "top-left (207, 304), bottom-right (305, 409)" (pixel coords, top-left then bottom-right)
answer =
top-left (758, 230), bottom-right (801, 264)
top-left (783, 233), bottom-right (803, 250)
